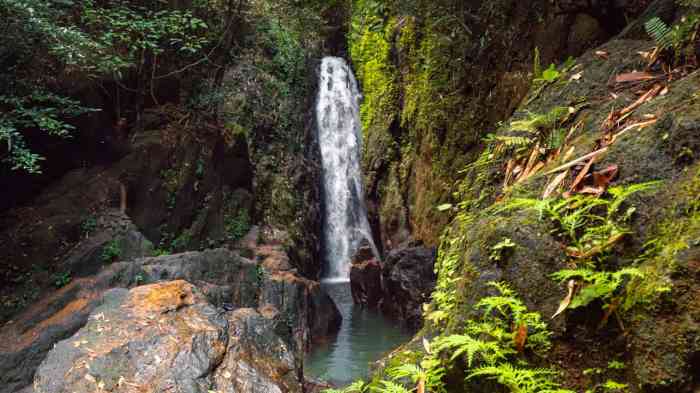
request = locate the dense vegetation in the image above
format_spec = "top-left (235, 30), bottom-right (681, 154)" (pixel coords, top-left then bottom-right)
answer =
top-left (334, 0), bottom-right (700, 392)
top-left (1, 0), bottom-right (699, 392)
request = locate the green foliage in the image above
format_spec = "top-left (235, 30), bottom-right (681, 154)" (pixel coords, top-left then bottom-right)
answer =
top-left (52, 271), bottom-right (71, 288)
top-left (322, 380), bottom-right (365, 393)
top-left (101, 239), bottom-right (122, 262)
top-left (468, 364), bottom-right (574, 393)
top-left (645, 17), bottom-right (674, 50)
top-left (81, 1), bottom-right (208, 77)
top-left (551, 268), bottom-right (645, 310)
top-left (0, 89), bottom-right (97, 173)
top-left (645, 14), bottom-right (700, 62)
top-left (0, 0), bottom-right (212, 173)
top-left (170, 230), bottom-right (192, 251)
top-left (494, 182), bottom-right (660, 257)
top-left (80, 216), bottom-right (98, 238)
top-left (373, 381), bottom-right (410, 393)
top-left (434, 333), bottom-right (511, 366)
top-left (490, 238), bottom-right (516, 262)
top-left (533, 57), bottom-right (575, 85)
top-left (225, 208), bottom-right (250, 242)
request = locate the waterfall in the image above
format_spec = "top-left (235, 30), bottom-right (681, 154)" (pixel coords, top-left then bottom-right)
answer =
top-left (316, 56), bottom-right (378, 282)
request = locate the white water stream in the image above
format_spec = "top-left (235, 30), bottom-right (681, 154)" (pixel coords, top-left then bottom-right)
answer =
top-left (316, 56), bottom-right (378, 282)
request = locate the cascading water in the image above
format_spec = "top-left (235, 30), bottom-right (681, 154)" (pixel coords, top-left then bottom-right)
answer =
top-left (316, 56), bottom-right (378, 282)
top-left (306, 57), bottom-right (410, 385)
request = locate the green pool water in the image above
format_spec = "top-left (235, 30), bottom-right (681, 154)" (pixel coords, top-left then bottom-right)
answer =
top-left (304, 281), bottom-right (413, 387)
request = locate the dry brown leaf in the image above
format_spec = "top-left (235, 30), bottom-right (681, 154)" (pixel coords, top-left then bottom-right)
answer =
top-left (592, 165), bottom-right (618, 189)
top-left (504, 159), bottom-right (515, 189)
top-left (513, 323), bottom-right (528, 353)
top-left (545, 148), bottom-right (609, 175)
top-left (417, 377), bottom-right (426, 393)
top-left (422, 337), bottom-right (432, 354)
top-left (543, 170), bottom-right (568, 199)
top-left (552, 279), bottom-right (576, 319)
top-left (614, 71), bottom-right (657, 84)
top-left (568, 156), bottom-right (596, 195)
top-left (562, 146), bottom-right (576, 162)
top-left (619, 84), bottom-right (663, 116)
top-left (595, 50), bottom-right (609, 60)
top-left (610, 118), bottom-right (658, 144)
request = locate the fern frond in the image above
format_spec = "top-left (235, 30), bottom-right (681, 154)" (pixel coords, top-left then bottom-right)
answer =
top-left (551, 267), bottom-right (645, 309)
top-left (495, 135), bottom-right (534, 149)
top-left (468, 364), bottom-right (574, 393)
top-left (323, 381), bottom-right (365, 393)
top-left (645, 17), bottom-right (674, 49)
top-left (434, 334), bottom-right (512, 366)
top-left (607, 181), bottom-right (661, 218)
top-left (387, 364), bottom-right (424, 383)
top-left (373, 380), bottom-right (411, 393)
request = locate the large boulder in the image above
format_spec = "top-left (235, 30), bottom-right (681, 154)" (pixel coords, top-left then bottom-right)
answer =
top-left (33, 281), bottom-right (303, 393)
top-left (259, 270), bottom-right (341, 352)
top-left (350, 259), bottom-right (383, 308)
top-left (381, 246), bottom-right (437, 329)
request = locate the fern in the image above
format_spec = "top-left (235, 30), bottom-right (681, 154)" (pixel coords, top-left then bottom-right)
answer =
top-left (373, 380), bottom-right (411, 393)
top-left (323, 381), bottom-right (365, 393)
top-left (434, 334), bottom-right (512, 366)
top-left (509, 107), bottom-right (569, 134)
top-left (551, 268), bottom-right (645, 309)
top-left (386, 361), bottom-right (446, 393)
top-left (468, 364), bottom-right (575, 393)
top-left (645, 17), bottom-right (674, 49)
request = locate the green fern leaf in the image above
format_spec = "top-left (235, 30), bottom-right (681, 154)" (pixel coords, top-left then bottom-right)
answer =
top-left (645, 17), bottom-right (673, 49)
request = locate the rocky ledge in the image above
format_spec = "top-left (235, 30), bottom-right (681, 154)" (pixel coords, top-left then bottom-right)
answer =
top-left (0, 247), bottom-right (340, 393)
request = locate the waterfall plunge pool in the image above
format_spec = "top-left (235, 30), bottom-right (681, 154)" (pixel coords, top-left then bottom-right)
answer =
top-left (304, 282), bottom-right (413, 386)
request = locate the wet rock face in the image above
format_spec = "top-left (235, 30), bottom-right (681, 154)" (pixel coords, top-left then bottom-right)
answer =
top-left (380, 247), bottom-right (437, 329)
top-left (33, 281), bottom-right (303, 393)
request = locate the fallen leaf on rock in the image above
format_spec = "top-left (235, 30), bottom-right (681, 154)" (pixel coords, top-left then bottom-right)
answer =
top-left (543, 171), bottom-right (569, 199)
top-left (614, 71), bottom-right (657, 84)
top-left (595, 50), bottom-right (609, 60)
top-left (552, 279), bottom-right (576, 319)
top-left (568, 157), bottom-right (596, 195)
top-left (513, 323), bottom-right (528, 353)
top-left (619, 84), bottom-right (663, 116)
top-left (592, 165), bottom-right (618, 189)
top-left (610, 118), bottom-right (658, 144)
top-left (423, 337), bottom-right (432, 354)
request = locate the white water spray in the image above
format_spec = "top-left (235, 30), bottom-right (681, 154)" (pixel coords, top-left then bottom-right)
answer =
top-left (316, 57), bottom-right (378, 282)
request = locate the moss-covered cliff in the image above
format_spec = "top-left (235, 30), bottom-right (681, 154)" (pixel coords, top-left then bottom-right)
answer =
top-left (348, 0), bottom-right (640, 250)
top-left (348, 0), bottom-right (700, 392)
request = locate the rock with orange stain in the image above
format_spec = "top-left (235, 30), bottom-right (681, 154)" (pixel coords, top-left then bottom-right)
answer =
top-left (33, 280), bottom-right (303, 393)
